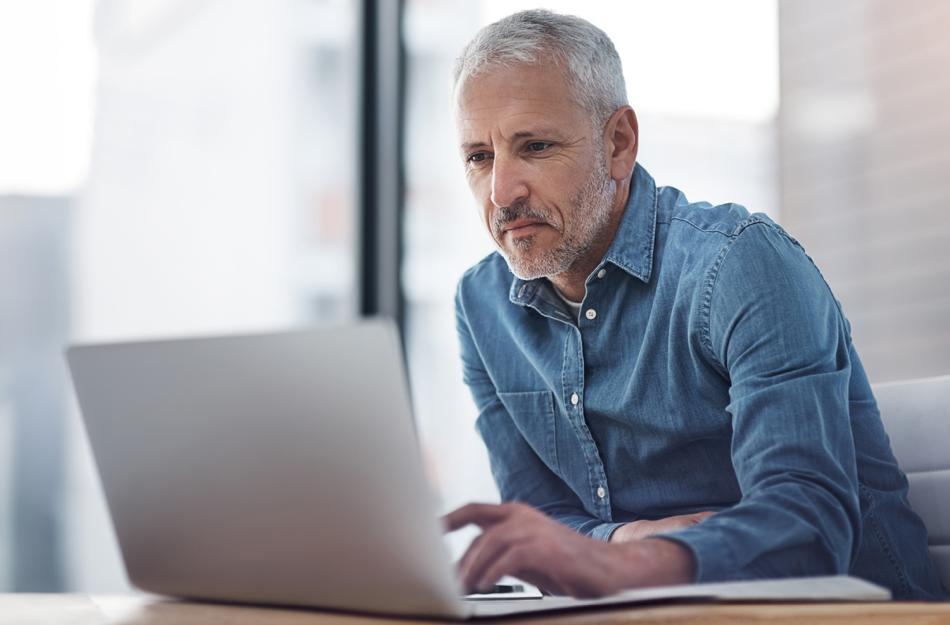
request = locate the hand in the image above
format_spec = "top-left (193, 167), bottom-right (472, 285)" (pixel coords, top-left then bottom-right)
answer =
top-left (610, 511), bottom-right (715, 543)
top-left (443, 501), bottom-right (695, 598)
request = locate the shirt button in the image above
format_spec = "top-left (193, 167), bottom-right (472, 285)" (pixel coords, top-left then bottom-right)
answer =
top-left (596, 486), bottom-right (606, 499)
top-left (585, 308), bottom-right (597, 320)
top-left (596, 269), bottom-right (607, 279)
top-left (570, 392), bottom-right (579, 406)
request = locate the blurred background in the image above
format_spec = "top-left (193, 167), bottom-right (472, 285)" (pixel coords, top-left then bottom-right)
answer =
top-left (0, 0), bottom-right (948, 592)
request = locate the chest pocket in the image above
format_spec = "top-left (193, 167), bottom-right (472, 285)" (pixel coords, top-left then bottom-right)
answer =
top-left (497, 390), bottom-right (559, 474)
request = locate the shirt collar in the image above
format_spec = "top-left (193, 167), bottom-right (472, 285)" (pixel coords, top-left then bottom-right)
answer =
top-left (602, 163), bottom-right (658, 283)
top-left (509, 163), bottom-right (658, 308)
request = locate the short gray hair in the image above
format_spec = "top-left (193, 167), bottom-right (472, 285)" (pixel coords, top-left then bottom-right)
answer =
top-left (453, 9), bottom-right (628, 126)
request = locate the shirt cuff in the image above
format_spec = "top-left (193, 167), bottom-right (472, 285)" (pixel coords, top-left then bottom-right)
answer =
top-left (589, 521), bottom-right (625, 542)
top-left (652, 525), bottom-right (740, 583)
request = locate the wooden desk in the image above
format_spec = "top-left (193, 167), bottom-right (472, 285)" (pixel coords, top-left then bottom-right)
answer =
top-left (4, 595), bottom-right (950, 625)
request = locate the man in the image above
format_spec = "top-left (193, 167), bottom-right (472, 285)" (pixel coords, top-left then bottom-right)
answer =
top-left (445, 9), bottom-right (946, 600)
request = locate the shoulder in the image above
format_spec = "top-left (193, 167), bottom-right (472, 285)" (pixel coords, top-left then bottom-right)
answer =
top-left (657, 184), bottom-right (760, 238)
top-left (655, 184), bottom-right (807, 271)
top-left (712, 215), bottom-right (815, 284)
top-left (699, 214), bottom-right (843, 361)
top-left (677, 201), bottom-right (823, 309)
top-left (649, 186), bottom-right (793, 292)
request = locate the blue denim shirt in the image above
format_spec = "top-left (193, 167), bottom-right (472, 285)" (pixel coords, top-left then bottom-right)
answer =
top-left (455, 164), bottom-right (947, 600)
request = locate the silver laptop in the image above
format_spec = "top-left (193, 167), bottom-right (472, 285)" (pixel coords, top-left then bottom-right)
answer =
top-left (65, 319), bottom-right (890, 618)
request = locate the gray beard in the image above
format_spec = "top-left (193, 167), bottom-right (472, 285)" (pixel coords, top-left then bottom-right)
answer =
top-left (501, 159), bottom-right (615, 281)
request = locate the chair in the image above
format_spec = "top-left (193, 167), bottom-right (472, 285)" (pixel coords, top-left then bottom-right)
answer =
top-left (873, 374), bottom-right (950, 589)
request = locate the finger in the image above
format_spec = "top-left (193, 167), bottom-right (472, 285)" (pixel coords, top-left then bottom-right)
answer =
top-left (460, 521), bottom-right (529, 591)
top-left (472, 543), bottom-right (530, 593)
top-left (455, 532), bottom-right (483, 575)
top-left (473, 543), bottom-right (568, 597)
top-left (442, 502), bottom-right (509, 533)
top-left (530, 574), bottom-right (568, 597)
top-left (519, 571), bottom-right (568, 597)
top-left (520, 544), bottom-right (616, 599)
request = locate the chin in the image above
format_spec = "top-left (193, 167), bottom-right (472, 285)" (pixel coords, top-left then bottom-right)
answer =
top-left (504, 253), bottom-right (561, 281)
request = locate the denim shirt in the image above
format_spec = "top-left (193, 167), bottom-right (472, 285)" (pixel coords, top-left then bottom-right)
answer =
top-left (455, 164), bottom-right (947, 600)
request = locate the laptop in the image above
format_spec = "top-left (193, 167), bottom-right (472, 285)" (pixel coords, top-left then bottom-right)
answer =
top-left (65, 319), bottom-right (890, 618)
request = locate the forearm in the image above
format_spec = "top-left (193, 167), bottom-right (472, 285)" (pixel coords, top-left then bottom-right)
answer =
top-left (654, 478), bottom-right (857, 583)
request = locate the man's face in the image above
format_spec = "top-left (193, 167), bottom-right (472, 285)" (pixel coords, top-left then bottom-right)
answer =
top-left (455, 62), bottom-right (616, 281)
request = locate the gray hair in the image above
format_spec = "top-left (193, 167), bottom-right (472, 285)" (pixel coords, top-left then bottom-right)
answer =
top-left (453, 9), bottom-right (628, 126)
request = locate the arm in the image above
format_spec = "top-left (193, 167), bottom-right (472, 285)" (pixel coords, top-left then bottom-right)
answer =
top-left (455, 286), bottom-right (622, 541)
top-left (656, 221), bottom-right (862, 582)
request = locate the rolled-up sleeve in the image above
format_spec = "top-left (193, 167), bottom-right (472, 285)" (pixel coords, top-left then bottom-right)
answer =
top-left (657, 221), bottom-right (862, 582)
top-left (455, 285), bottom-right (622, 541)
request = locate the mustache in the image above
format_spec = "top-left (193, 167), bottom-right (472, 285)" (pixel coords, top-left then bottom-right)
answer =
top-left (491, 203), bottom-right (552, 235)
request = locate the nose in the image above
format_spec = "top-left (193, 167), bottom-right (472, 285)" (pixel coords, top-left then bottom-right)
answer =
top-left (490, 153), bottom-right (529, 209)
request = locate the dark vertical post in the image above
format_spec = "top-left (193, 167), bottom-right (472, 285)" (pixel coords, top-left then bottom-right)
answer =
top-left (358, 0), bottom-right (405, 326)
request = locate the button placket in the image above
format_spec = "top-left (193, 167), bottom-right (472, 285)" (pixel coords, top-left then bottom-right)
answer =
top-left (564, 319), bottom-right (611, 520)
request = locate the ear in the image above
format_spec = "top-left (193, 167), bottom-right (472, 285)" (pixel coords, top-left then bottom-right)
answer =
top-left (603, 106), bottom-right (638, 181)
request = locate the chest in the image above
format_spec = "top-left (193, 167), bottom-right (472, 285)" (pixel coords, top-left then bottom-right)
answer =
top-left (489, 271), bottom-right (731, 444)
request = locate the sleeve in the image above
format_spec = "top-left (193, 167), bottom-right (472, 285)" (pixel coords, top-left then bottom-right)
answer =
top-left (655, 222), bottom-right (862, 582)
top-left (455, 285), bottom-right (623, 542)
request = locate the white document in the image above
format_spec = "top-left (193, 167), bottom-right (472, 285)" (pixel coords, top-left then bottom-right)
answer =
top-left (466, 575), bottom-right (890, 618)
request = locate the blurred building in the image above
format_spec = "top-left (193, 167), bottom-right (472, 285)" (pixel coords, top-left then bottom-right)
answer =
top-left (778, 0), bottom-right (950, 382)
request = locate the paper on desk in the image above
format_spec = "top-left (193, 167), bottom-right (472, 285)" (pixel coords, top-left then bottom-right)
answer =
top-left (466, 575), bottom-right (890, 618)
top-left (663, 574), bottom-right (891, 601)
top-left (572, 575), bottom-right (889, 608)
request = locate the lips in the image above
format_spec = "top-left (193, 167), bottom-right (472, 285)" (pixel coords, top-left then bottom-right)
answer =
top-left (502, 218), bottom-right (546, 233)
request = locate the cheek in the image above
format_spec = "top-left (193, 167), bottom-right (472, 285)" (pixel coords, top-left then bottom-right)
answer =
top-left (535, 190), bottom-right (565, 230)
top-left (466, 170), bottom-right (490, 199)
top-left (466, 173), bottom-right (494, 228)
top-left (481, 207), bottom-right (494, 233)
top-left (550, 174), bottom-right (589, 228)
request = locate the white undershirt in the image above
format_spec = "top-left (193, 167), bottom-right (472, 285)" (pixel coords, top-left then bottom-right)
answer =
top-left (550, 281), bottom-right (583, 322)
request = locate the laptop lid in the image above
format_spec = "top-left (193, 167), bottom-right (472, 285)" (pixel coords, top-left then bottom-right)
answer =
top-left (66, 319), bottom-right (467, 618)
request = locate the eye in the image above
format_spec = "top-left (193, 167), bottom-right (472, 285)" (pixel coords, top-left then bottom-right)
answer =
top-left (526, 141), bottom-right (552, 153)
top-left (466, 151), bottom-right (492, 165)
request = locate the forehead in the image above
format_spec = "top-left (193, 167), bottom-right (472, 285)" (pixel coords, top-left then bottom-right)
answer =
top-left (454, 62), bottom-right (589, 141)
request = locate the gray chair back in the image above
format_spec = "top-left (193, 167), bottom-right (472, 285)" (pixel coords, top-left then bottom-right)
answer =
top-left (873, 374), bottom-right (950, 589)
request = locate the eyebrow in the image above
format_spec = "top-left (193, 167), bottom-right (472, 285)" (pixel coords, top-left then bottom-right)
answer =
top-left (460, 128), bottom-right (563, 152)
top-left (461, 140), bottom-right (489, 152)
